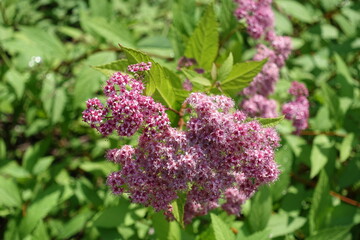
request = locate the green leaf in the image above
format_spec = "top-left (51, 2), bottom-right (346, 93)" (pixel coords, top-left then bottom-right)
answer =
top-left (321, 83), bottom-right (341, 125)
top-left (252, 115), bottom-right (285, 128)
top-left (217, 53), bottom-right (233, 82)
top-left (185, 4), bottom-right (219, 70)
top-left (223, 59), bottom-right (267, 84)
top-left (182, 68), bottom-right (212, 87)
top-left (0, 138), bottom-right (6, 160)
top-left (5, 69), bottom-right (27, 99)
top-left (171, 193), bottom-right (186, 229)
top-left (269, 145), bottom-right (293, 201)
top-left (152, 212), bottom-right (181, 240)
top-left (221, 59), bottom-right (267, 97)
top-left (334, 53), bottom-right (355, 85)
top-left (59, 210), bottom-right (94, 239)
top-left (267, 212), bottom-right (307, 238)
top-left (210, 213), bottom-right (235, 240)
top-left (310, 135), bottom-right (332, 178)
top-left (32, 221), bottom-right (49, 240)
top-left (93, 206), bottom-right (129, 228)
top-left (23, 139), bottom-right (51, 174)
top-left (0, 176), bottom-right (22, 208)
top-left (219, 0), bottom-right (237, 37)
top-left (340, 133), bottom-right (354, 163)
top-left (92, 59), bottom-right (129, 77)
top-left (51, 87), bottom-right (67, 124)
top-left (120, 45), bottom-right (176, 108)
top-left (20, 186), bottom-right (62, 236)
top-left (237, 229), bottom-right (271, 240)
top-left (32, 156), bottom-right (55, 175)
top-left (276, 0), bottom-right (314, 23)
top-left (284, 135), bottom-right (307, 157)
top-left (81, 16), bottom-right (135, 47)
top-left (321, 24), bottom-right (339, 40)
top-left (309, 170), bottom-right (332, 235)
top-left (247, 186), bottom-right (272, 232)
top-left (306, 225), bottom-right (352, 240)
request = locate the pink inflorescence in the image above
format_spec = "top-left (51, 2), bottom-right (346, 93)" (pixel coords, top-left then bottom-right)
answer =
top-left (242, 37), bottom-right (291, 97)
top-left (83, 66), bottom-right (280, 224)
top-left (282, 81), bottom-right (309, 134)
top-left (128, 62), bottom-right (152, 73)
top-left (235, 0), bottom-right (292, 117)
top-left (234, 0), bottom-right (274, 39)
top-left (241, 94), bottom-right (277, 118)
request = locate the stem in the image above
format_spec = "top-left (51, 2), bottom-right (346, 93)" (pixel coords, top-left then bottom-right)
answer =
top-left (0, 2), bottom-right (10, 26)
top-left (178, 102), bottom-right (187, 130)
top-left (330, 191), bottom-right (360, 207)
top-left (291, 173), bottom-right (360, 208)
top-left (167, 107), bottom-right (180, 115)
top-left (300, 130), bottom-right (347, 138)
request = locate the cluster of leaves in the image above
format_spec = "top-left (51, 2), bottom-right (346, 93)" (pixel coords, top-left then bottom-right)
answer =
top-left (0, 0), bottom-right (359, 239)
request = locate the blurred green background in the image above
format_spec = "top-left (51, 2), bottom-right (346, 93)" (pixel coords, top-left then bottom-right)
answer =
top-left (0, 0), bottom-right (359, 239)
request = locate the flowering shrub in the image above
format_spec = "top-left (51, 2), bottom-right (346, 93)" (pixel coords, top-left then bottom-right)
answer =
top-left (83, 63), bottom-right (281, 224)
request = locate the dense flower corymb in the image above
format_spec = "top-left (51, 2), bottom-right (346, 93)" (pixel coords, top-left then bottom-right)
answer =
top-left (83, 64), bottom-right (281, 223)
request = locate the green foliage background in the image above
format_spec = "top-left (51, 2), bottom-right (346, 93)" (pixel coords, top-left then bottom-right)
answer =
top-left (0, 0), bottom-right (359, 239)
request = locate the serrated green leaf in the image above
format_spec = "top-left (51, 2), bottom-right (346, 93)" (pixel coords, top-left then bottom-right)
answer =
top-left (223, 59), bottom-right (267, 84)
top-left (185, 4), bottom-right (219, 70)
top-left (210, 213), bottom-right (235, 240)
top-left (217, 53), bottom-right (233, 82)
top-left (120, 45), bottom-right (176, 108)
top-left (309, 170), bottom-right (332, 235)
top-left (92, 59), bottom-right (129, 77)
top-left (221, 59), bottom-right (267, 97)
top-left (172, 193), bottom-right (186, 229)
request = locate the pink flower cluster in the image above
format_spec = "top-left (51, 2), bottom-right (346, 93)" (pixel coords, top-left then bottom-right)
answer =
top-left (242, 38), bottom-right (291, 97)
top-left (234, 0), bottom-right (292, 119)
top-left (82, 70), bottom-right (169, 137)
top-left (128, 62), bottom-right (152, 72)
top-left (282, 81), bottom-right (309, 134)
top-left (234, 0), bottom-right (274, 39)
top-left (240, 94), bottom-right (277, 118)
top-left (83, 65), bottom-right (280, 223)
